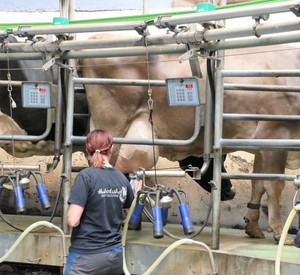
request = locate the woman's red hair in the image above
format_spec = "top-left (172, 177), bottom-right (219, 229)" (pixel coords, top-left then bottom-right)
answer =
top-left (85, 130), bottom-right (113, 168)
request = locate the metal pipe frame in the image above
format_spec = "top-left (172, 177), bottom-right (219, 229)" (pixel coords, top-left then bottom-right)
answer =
top-left (222, 173), bottom-right (296, 181)
top-left (224, 83), bottom-right (300, 92)
top-left (0, 164), bottom-right (40, 171)
top-left (62, 59), bottom-right (76, 235)
top-left (221, 138), bottom-right (300, 150)
top-left (136, 171), bottom-right (186, 178)
top-left (73, 77), bottom-right (165, 87)
top-left (71, 105), bottom-right (203, 146)
top-left (4, 21), bottom-right (300, 53)
top-left (222, 70), bottom-right (300, 77)
top-left (212, 53), bottom-right (225, 250)
top-left (11, 21), bottom-right (147, 37)
top-left (203, 31), bottom-right (300, 51)
top-left (223, 114), bottom-right (300, 121)
top-left (154, 1), bottom-right (300, 27)
top-left (0, 108), bottom-right (54, 142)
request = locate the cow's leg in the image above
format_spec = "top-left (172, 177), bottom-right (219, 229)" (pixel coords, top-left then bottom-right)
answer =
top-left (114, 114), bottom-right (159, 174)
top-left (245, 150), bottom-right (293, 244)
top-left (262, 151), bottom-right (293, 244)
top-left (244, 153), bottom-right (266, 239)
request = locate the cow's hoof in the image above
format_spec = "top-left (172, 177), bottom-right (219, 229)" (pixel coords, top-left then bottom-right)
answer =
top-left (267, 226), bottom-right (273, 233)
top-left (221, 187), bottom-right (236, 201)
top-left (274, 234), bottom-right (294, 245)
top-left (244, 218), bottom-right (265, 239)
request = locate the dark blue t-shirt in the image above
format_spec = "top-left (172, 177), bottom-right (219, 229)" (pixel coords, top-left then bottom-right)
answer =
top-left (68, 166), bottom-right (134, 253)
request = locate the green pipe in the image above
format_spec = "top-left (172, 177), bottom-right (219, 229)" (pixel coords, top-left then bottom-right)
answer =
top-left (0, 0), bottom-right (292, 32)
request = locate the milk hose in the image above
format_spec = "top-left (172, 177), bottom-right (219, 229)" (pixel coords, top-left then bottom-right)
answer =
top-left (275, 203), bottom-right (300, 275)
top-left (122, 197), bottom-right (217, 275)
top-left (0, 221), bottom-right (67, 266)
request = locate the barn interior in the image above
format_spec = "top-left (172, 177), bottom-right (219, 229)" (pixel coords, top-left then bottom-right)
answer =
top-left (1, 0), bottom-right (300, 274)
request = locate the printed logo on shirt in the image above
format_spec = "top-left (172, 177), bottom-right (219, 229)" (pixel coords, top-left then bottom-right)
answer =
top-left (97, 187), bottom-right (127, 202)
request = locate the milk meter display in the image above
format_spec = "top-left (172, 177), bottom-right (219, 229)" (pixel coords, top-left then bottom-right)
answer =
top-left (21, 82), bottom-right (55, 108)
top-left (166, 77), bottom-right (205, 107)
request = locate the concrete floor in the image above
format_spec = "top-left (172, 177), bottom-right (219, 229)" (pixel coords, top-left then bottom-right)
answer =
top-left (0, 215), bottom-right (299, 275)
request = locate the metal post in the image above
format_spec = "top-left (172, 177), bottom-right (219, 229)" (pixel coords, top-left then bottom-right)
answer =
top-left (212, 53), bottom-right (225, 250)
top-left (62, 59), bottom-right (76, 234)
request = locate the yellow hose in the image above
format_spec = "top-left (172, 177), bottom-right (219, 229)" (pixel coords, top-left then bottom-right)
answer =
top-left (0, 221), bottom-right (67, 266)
top-left (122, 197), bottom-right (217, 275)
top-left (275, 204), bottom-right (300, 275)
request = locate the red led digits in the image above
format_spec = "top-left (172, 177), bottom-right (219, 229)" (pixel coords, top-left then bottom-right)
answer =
top-left (185, 84), bottom-right (193, 88)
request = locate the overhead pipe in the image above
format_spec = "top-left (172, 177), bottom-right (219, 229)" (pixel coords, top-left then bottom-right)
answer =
top-left (11, 21), bottom-right (147, 37)
top-left (4, 18), bottom-right (300, 53)
top-left (154, 1), bottom-right (300, 27)
top-left (203, 31), bottom-right (300, 51)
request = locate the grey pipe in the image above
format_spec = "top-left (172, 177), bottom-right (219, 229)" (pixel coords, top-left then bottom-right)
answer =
top-left (62, 59), bottom-right (76, 234)
top-left (154, 1), bottom-right (299, 27)
top-left (4, 20), bottom-right (300, 53)
top-left (0, 164), bottom-right (40, 171)
top-left (71, 105), bottom-right (203, 146)
top-left (212, 51), bottom-right (225, 250)
top-left (0, 108), bottom-right (54, 141)
top-left (46, 67), bottom-right (63, 173)
top-left (222, 70), bottom-right (300, 78)
top-left (12, 22), bottom-right (147, 37)
top-left (224, 83), bottom-right (300, 92)
top-left (221, 138), bottom-right (300, 149)
top-left (203, 31), bottom-right (300, 51)
top-left (223, 114), bottom-right (300, 121)
top-left (222, 173), bottom-right (296, 181)
top-left (136, 171), bottom-right (186, 177)
top-left (74, 77), bottom-right (165, 87)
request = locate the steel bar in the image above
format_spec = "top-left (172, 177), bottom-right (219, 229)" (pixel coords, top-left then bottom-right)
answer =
top-left (220, 139), bottom-right (300, 149)
top-left (222, 70), bottom-right (300, 78)
top-left (136, 171), bottom-right (186, 178)
top-left (0, 164), bottom-right (40, 171)
top-left (223, 114), bottom-right (300, 121)
top-left (0, 109), bottom-right (53, 142)
top-left (221, 173), bottom-right (296, 181)
top-left (62, 59), bottom-right (76, 235)
top-left (4, 19), bottom-right (300, 53)
top-left (154, 1), bottom-right (299, 27)
top-left (74, 77), bottom-right (165, 87)
top-left (11, 21), bottom-right (147, 36)
top-left (0, 45), bottom-right (186, 61)
top-left (71, 105), bottom-right (203, 146)
top-left (202, 18), bottom-right (300, 41)
top-left (203, 31), bottom-right (300, 51)
top-left (224, 83), bottom-right (300, 92)
top-left (212, 50), bottom-right (225, 250)
top-left (0, 80), bottom-right (22, 86)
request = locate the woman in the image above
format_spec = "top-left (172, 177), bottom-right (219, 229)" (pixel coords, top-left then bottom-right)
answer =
top-left (65, 129), bottom-right (134, 275)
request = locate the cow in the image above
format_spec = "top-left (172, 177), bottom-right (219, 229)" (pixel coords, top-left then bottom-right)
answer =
top-left (79, 33), bottom-right (300, 245)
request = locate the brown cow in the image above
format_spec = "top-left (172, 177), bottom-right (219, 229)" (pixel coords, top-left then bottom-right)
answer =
top-left (80, 33), bottom-right (300, 245)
